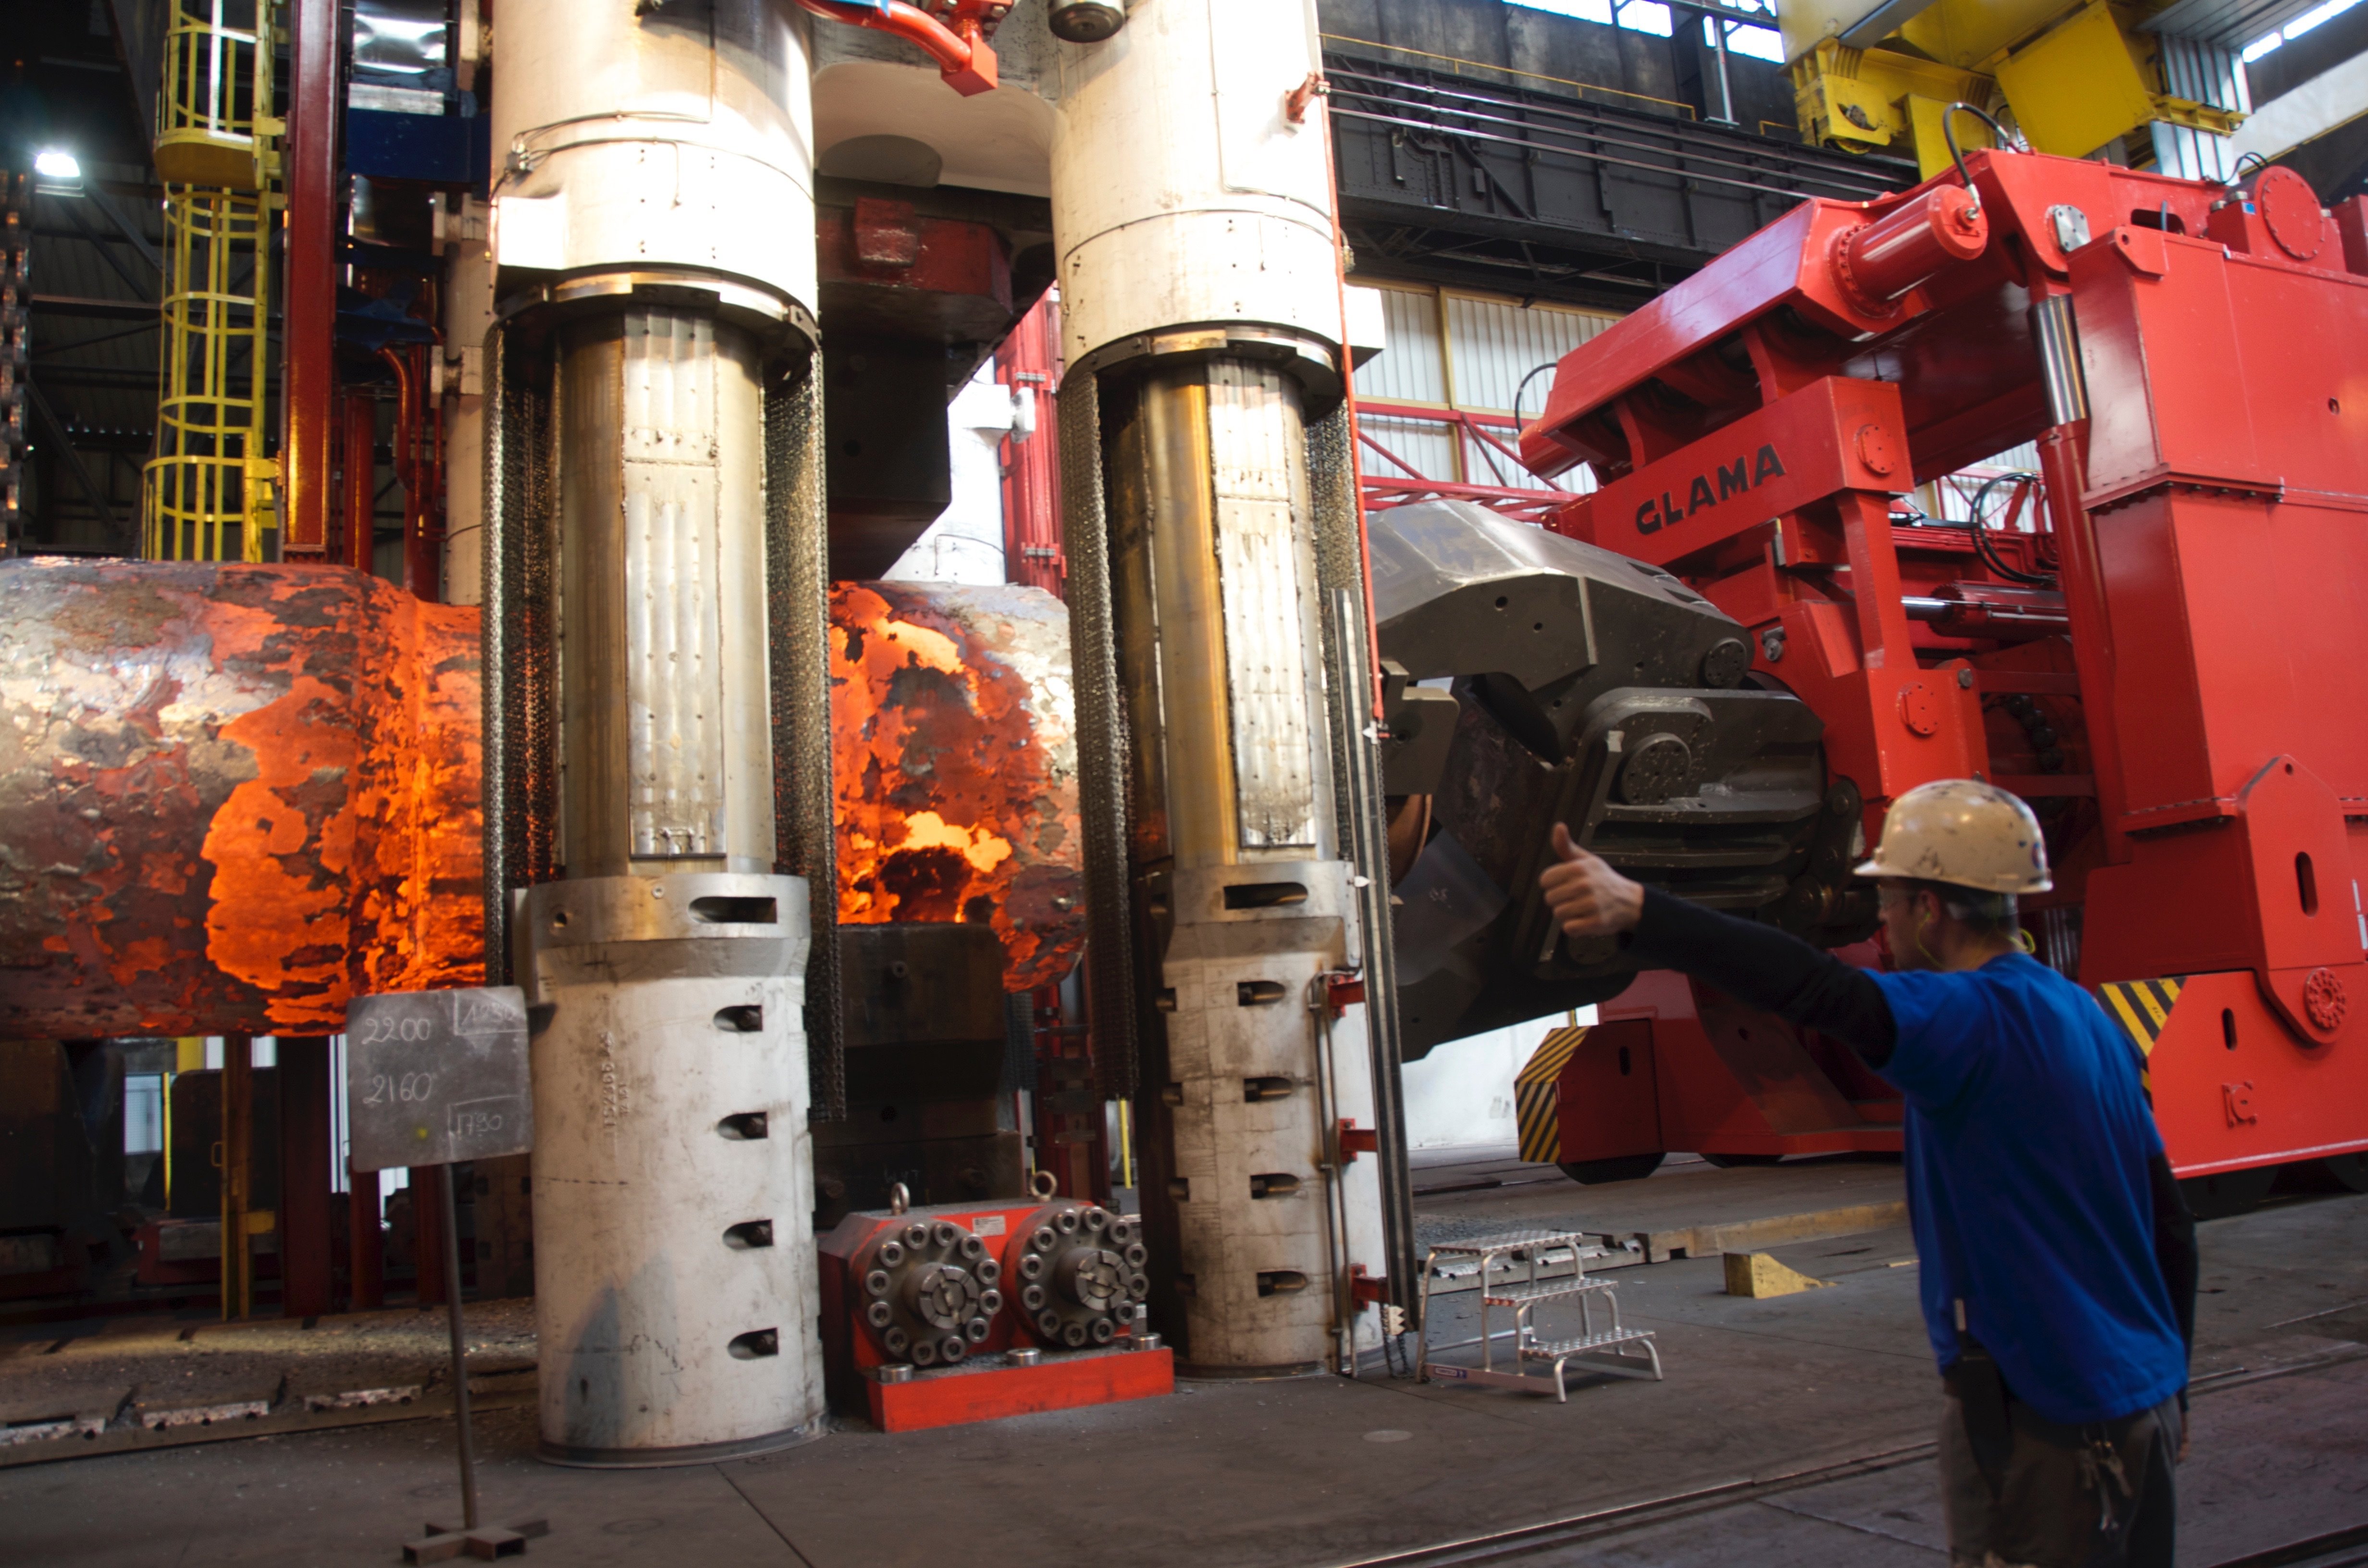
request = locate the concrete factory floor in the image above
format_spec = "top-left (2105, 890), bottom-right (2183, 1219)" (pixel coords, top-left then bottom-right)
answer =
top-left (7, 1155), bottom-right (2367, 1567)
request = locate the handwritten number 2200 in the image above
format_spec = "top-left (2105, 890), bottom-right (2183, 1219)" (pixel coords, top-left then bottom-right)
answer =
top-left (358, 1014), bottom-right (434, 1045)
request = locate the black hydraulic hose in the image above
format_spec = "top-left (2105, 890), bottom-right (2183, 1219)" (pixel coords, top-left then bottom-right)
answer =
top-left (1514, 363), bottom-right (1557, 428)
top-left (1967, 471), bottom-right (2056, 586)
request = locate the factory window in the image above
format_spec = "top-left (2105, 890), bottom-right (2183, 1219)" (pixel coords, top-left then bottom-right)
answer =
top-left (1614, 0), bottom-right (1674, 37)
top-left (201, 1035), bottom-right (277, 1069)
top-left (1508, 0), bottom-right (1615, 22)
top-left (1505, 0), bottom-right (1680, 34)
top-left (2242, 0), bottom-right (2362, 61)
top-left (125, 1075), bottom-right (165, 1157)
top-left (1352, 283), bottom-right (1620, 499)
top-left (1922, 443), bottom-right (2044, 527)
top-left (1705, 16), bottom-right (1787, 61)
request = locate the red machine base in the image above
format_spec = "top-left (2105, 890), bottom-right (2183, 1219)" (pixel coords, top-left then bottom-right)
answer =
top-left (1522, 968), bottom-right (1904, 1173)
top-left (866, 1344), bottom-right (1175, 1433)
top-left (1534, 965), bottom-right (2368, 1186)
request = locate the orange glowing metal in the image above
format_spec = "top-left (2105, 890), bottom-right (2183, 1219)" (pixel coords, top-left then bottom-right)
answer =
top-left (830, 581), bottom-right (1084, 991)
top-left (2, 564), bottom-right (1077, 1034)
top-left (0, 561), bottom-right (481, 1039)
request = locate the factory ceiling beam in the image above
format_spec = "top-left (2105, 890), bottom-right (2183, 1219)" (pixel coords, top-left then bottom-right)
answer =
top-left (24, 382), bottom-right (128, 545)
top-left (1324, 52), bottom-right (1915, 306)
top-left (29, 294), bottom-right (156, 320)
top-left (82, 187), bottom-right (164, 276)
top-left (53, 201), bottom-right (157, 303)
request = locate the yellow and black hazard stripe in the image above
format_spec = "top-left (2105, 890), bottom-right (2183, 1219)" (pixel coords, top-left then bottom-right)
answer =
top-left (2097, 978), bottom-right (2185, 1096)
top-left (1516, 1026), bottom-right (1588, 1165)
top-left (2098, 977), bottom-right (2184, 1057)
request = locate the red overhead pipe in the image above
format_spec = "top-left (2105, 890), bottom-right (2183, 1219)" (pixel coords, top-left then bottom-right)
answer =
top-left (792, 0), bottom-right (999, 96)
top-left (378, 345), bottom-right (446, 603)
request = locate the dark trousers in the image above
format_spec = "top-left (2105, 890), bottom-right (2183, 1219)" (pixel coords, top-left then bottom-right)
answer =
top-left (1940, 1387), bottom-right (2181, 1568)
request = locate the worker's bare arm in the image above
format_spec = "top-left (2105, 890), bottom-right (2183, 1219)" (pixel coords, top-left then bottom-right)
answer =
top-left (1540, 823), bottom-right (1646, 936)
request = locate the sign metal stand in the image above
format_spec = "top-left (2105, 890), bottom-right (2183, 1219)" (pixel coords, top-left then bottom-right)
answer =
top-left (345, 985), bottom-right (549, 1563)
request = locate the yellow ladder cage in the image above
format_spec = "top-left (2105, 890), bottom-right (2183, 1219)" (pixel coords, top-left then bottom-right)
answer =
top-left (145, 0), bottom-right (283, 563)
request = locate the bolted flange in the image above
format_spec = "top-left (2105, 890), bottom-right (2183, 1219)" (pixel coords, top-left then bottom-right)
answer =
top-left (851, 1217), bottom-right (1002, 1368)
top-left (1002, 1200), bottom-right (1149, 1351)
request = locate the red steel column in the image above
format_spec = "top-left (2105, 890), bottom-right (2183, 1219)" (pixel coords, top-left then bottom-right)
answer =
top-left (282, 0), bottom-right (339, 556)
top-left (997, 293), bottom-right (1065, 595)
top-left (275, 1037), bottom-right (335, 1318)
top-left (1839, 489), bottom-right (1917, 671)
top-left (2028, 287), bottom-right (2128, 863)
top-left (2036, 421), bottom-right (2127, 861)
top-left (413, 1165), bottom-right (449, 1306)
top-left (221, 1036), bottom-right (256, 1318)
top-left (348, 1163), bottom-right (385, 1310)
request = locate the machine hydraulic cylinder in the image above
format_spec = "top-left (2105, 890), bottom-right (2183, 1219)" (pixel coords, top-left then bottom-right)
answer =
top-left (1049, 0), bottom-right (1396, 1375)
top-left (486, 0), bottom-right (827, 1463)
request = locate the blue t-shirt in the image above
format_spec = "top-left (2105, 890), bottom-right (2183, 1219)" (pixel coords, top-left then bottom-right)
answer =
top-left (1872, 952), bottom-right (2188, 1426)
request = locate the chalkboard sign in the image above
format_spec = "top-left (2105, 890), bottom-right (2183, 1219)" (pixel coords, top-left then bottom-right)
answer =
top-left (346, 986), bottom-right (534, 1173)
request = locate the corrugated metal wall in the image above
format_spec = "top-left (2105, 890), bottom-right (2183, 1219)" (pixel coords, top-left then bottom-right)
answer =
top-left (1358, 287), bottom-right (1447, 404)
top-left (1353, 283), bottom-right (1621, 494)
top-left (1441, 293), bottom-right (1617, 414)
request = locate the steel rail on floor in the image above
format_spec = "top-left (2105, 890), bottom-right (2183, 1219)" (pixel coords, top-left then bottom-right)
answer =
top-left (1326, 1345), bottom-right (2368, 1568)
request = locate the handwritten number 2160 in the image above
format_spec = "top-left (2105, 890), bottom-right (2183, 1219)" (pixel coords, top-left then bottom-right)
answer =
top-left (362, 1072), bottom-right (435, 1106)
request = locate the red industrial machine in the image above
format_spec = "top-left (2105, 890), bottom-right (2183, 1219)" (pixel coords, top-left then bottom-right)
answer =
top-left (817, 1195), bottom-right (1173, 1433)
top-left (1517, 147), bottom-right (2368, 1214)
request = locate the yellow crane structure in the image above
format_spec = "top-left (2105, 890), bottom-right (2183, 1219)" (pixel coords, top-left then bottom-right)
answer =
top-left (1781, 0), bottom-right (2260, 180)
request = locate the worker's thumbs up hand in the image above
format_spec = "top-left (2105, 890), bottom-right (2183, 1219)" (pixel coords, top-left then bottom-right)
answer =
top-left (1539, 823), bottom-right (1647, 938)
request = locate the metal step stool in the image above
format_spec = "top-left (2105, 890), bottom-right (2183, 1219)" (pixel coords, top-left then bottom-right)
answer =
top-left (1415, 1228), bottom-right (1662, 1400)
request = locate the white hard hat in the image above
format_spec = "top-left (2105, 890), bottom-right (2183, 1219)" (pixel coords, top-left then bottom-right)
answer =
top-left (1852, 779), bottom-right (2052, 895)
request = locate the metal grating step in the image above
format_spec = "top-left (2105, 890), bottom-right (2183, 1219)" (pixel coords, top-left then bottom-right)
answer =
top-left (1523, 1327), bottom-right (1657, 1359)
top-left (1482, 1278), bottom-right (1616, 1308)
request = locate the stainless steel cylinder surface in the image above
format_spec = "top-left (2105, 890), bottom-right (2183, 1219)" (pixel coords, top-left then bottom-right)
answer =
top-left (1105, 356), bottom-right (1373, 1374)
top-left (522, 871), bottom-right (821, 1464)
top-left (486, 0), bottom-right (828, 1466)
top-left (525, 308), bottom-right (823, 1463)
top-left (1112, 359), bottom-right (1336, 870)
top-left (559, 311), bottom-right (774, 879)
top-left (491, 0), bottom-right (816, 315)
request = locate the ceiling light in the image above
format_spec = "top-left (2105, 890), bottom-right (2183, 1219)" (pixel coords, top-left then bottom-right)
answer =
top-left (33, 148), bottom-right (83, 195)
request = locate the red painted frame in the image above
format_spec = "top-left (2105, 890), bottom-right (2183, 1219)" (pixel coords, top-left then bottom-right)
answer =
top-left (1355, 399), bottom-right (1574, 523)
top-left (279, 0), bottom-right (337, 557)
top-left (817, 1200), bottom-right (1172, 1432)
top-left (1525, 154), bottom-right (2368, 1178)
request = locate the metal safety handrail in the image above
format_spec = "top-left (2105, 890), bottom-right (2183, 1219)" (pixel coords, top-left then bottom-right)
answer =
top-left (1322, 35), bottom-right (1698, 119)
top-left (1328, 68), bottom-right (1900, 201)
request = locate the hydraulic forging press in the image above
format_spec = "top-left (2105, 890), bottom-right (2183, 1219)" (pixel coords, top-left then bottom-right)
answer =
top-left (1501, 144), bottom-right (2368, 1205)
top-left (480, 2), bottom-right (834, 1463)
top-left (1051, 0), bottom-right (1415, 1373)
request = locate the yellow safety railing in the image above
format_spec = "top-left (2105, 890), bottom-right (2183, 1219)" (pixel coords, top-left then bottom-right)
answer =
top-left (156, 0), bottom-right (276, 192)
top-left (145, 0), bottom-right (282, 563)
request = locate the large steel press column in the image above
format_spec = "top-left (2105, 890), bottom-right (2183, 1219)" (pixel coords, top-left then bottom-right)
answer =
top-left (485, 0), bottom-right (832, 1462)
top-left (1051, 0), bottom-right (1393, 1375)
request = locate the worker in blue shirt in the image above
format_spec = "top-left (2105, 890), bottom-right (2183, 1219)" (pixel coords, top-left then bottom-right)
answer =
top-left (1541, 779), bottom-right (2198, 1568)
